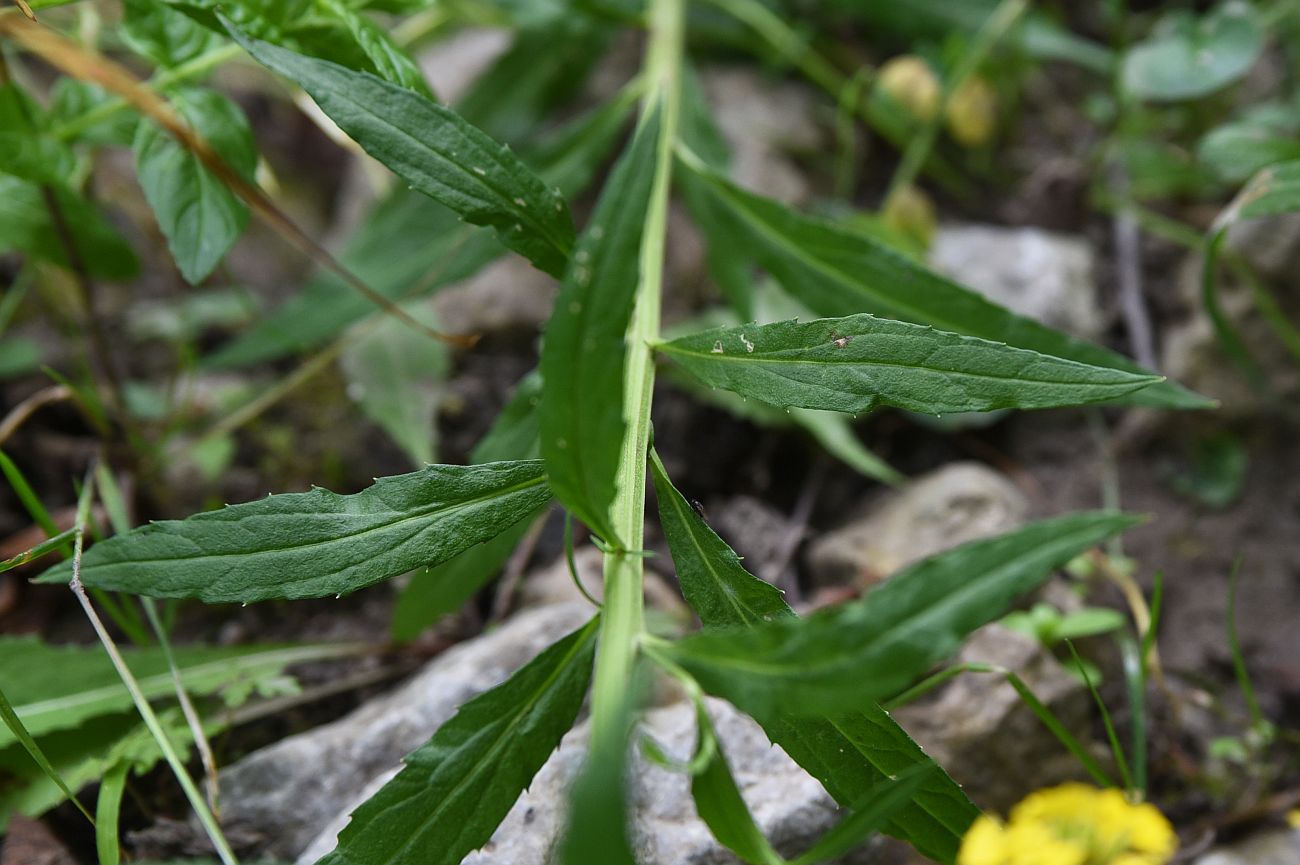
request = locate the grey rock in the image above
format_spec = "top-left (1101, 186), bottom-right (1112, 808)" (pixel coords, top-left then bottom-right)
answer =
top-left (806, 462), bottom-right (1030, 588)
top-left (894, 623), bottom-right (1090, 813)
top-left (709, 495), bottom-right (793, 586)
top-left (215, 603), bottom-right (593, 860)
top-left (929, 225), bottom-right (1103, 340)
top-left (432, 255), bottom-right (558, 336)
top-left (418, 29), bottom-right (512, 105)
top-left (1194, 828), bottom-right (1300, 865)
top-left (304, 698), bottom-right (904, 865)
top-left (699, 68), bottom-right (825, 207)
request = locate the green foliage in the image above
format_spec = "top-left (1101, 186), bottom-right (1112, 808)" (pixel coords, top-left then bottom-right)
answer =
top-left (1121, 2), bottom-right (1261, 102)
top-left (39, 461), bottom-right (552, 602)
top-left (663, 512), bottom-right (1140, 720)
top-left (650, 451), bottom-right (978, 861)
top-left (678, 158), bottom-right (1205, 410)
top-left (225, 19), bottom-right (576, 277)
top-left (7, 0), bottom-right (1232, 858)
top-left (133, 86), bottom-right (257, 283)
top-left (659, 314), bottom-right (1162, 415)
top-left (540, 112), bottom-right (662, 545)
top-left (318, 618), bottom-right (598, 865)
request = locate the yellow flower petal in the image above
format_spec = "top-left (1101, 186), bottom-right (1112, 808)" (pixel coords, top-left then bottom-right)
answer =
top-left (958, 814), bottom-right (1007, 865)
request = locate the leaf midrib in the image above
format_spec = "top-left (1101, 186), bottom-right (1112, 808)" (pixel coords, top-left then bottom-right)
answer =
top-left (659, 340), bottom-right (1154, 389)
top-left (78, 472), bottom-right (548, 572)
top-left (380, 619), bottom-right (597, 864)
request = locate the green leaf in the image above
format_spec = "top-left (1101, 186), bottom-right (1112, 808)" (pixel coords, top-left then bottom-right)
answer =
top-left (1122, 2), bottom-right (1261, 102)
top-left (794, 409), bottom-right (904, 486)
top-left (204, 88), bottom-right (636, 369)
top-left (0, 132), bottom-right (76, 186)
top-left (0, 177), bottom-right (139, 280)
top-left (650, 453), bottom-right (975, 863)
top-left (389, 371), bottom-right (543, 640)
top-left (340, 300), bottom-right (450, 467)
top-left (690, 703), bottom-right (784, 865)
top-left (314, 0), bottom-right (431, 96)
top-left (133, 87), bottom-right (257, 284)
top-left (1198, 106), bottom-right (1300, 184)
top-left (665, 511), bottom-right (1141, 720)
top-left (1232, 159), bottom-right (1300, 220)
top-left (658, 314), bottom-right (1162, 415)
top-left (96, 761), bottom-right (129, 865)
top-left (0, 336), bottom-right (43, 379)
top-left (0, 683), bottom-right (91, 823)
top-left (0, 638), bottom-right (350, 748)
top-left (224, 18), bottom-right (575, 277)
top-left (650, 449), bottom-right (787, 627)
top-left (122, 0), bottom-right (220, 68)
top-left (318, 617), bottom-right (598, 865)
top-left (38, 461), bottom-right (552, 602)
top-left (540, 111), bottom-right (662, 544)
top-left (787, 766), bottom-right (932, 865)
top-left (682, 160), bottom-right (1208, 410)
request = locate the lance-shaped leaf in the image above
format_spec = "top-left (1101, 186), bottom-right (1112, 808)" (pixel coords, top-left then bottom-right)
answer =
top-left (664, 511), bottom-right (1141, 721)
top-left (0, 638), bottom-right (354, 747)
top-left (650, 453), bottom-right (976, 862)
top-left (314, 0), bottom-right (431, 97)
top-left (38, 461), bottom-right (552, 603)
top-left (223, 18), bottom-right (574, 277)
top-left (319, 617), bottom-right (598, 865)
top-left (658, 314), bottom-right (1162, 415)
top-left (134, 86), bottom-right (257, 284)
top-left (681, 160), bottom-right (1208, 410)
top-left (540, 111), bottom-right (662, 544)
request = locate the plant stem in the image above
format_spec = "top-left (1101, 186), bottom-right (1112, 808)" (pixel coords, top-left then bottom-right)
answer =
top-left (587, 0), bottom-right (683, 752)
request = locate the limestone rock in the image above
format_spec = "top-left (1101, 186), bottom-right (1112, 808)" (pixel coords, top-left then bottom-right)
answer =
top-left (1194, 828), bottom-right (1300, 865)
top-left (211, 604), bottom-right (593, 860)
top-left (806, 462), bottom-right (1030, 588)
top-left (929, 225), bottom-right (1103, 340)
top-left (894, 624), bottom-right (1090, 813)
top-left (699, 68), bottom-right (825, 207)
top-left (302, 698), bottom-right (905, 865)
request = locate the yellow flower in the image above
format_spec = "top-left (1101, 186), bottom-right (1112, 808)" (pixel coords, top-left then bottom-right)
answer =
top-left (877, 55), bottom-right (941, 122)
top-left (958, 784), bottom-right (1177, 865)
top-left (1287, 809), bottom-right (1300, 829)
top-left (957, 815), bottom-right (1007, 865)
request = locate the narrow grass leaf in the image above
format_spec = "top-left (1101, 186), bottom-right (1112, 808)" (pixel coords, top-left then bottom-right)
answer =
top-left (318, 617), bottom-right (598, 865)
top-left (540, 110), bottom-right (662, 544)
top-left (95, 761), bottom-right (129, 865)
top-left (133, 86), bottom-right (256, 284)
top-left (651, 454), bottom-right (975, 862)
top-left (0, 639), bottom-right (357, 747)
top-left (0, 683), bottom-right (94, 824)
top-left (666, 511), bottom-right (1142, 720)
top-left (0, 528), bottom-right (75, 574)
top-left (659, 314), bottom-right (1162, 415)
top-left (682, 161), bottom-right (1207, 409)
top-left (224, 20), bottom-right (575, 277)
top-left (39, 461), bottom-right (551, 602)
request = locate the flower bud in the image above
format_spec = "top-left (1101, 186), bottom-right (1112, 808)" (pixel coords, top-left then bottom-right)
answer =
top-left (877, 55), bottom-right (941, 122)
top-left (945, 75), bottom-right (998, 147)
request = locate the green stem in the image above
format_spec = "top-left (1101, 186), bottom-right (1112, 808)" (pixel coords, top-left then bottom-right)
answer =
top-left (587, 0), bottom-right (683, 753)
top-left (50, 42), bottom-right (244, 141)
